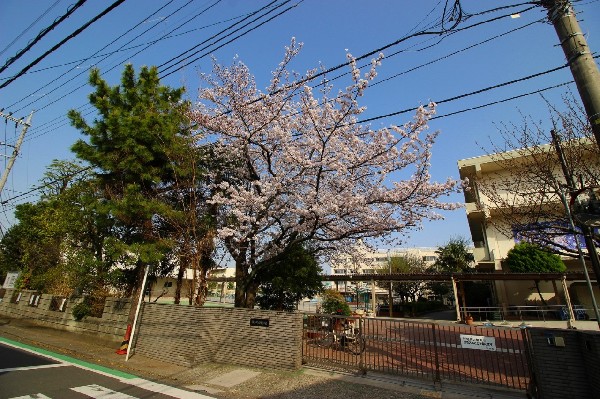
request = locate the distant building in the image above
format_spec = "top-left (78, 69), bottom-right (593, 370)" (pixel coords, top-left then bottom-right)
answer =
top-left (327, 245), bottom-right (441, 308)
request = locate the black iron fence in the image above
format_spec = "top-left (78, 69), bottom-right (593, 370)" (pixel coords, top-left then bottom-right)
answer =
top-left (303, 315), bottom-right (531, 391)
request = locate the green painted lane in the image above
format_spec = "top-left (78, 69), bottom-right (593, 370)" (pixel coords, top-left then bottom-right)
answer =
top-left (0, 335), bottom-right (137, 379)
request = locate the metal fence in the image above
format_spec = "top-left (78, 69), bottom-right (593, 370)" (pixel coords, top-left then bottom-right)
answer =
top-left (302, 315), bottom-right (531, 391)
top-left (462, 305), bottom-right (591, 322)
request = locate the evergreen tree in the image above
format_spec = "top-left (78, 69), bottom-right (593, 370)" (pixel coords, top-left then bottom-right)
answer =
top-left (505, 242), bottom-right (566, 305)
top-left (69, 65), bottom-right (193, 321)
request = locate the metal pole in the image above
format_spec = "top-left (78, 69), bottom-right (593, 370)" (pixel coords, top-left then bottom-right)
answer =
top-left (126, 265), bottom-right (150, 361)
top-left (371, 278), bottom-right (376, 317)
top-left (561, 275), bottom-right (576, 328)
top-left (559, 187), bottom-right (600, 327)
top-left (543, 1), bottom-right (600, 150)
top-left (387, 250), bottom-right (393, 317)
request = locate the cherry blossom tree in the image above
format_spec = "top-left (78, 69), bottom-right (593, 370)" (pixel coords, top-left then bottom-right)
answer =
top-left (190, 40), bottom-right (462, 308)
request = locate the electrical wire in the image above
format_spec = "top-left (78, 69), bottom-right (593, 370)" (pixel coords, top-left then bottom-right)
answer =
top-left (5, 0), bottom-right (185, 111)
top-left (160, 0), bottom-right (301, 79)
top-left (0, 0), bottom-right (87, 74)
top-left (0, 0), bottom-right (126, 90)
top-left (10, 1), bottom-right (545, 143)
top-left (0, 0), bottom-right (63, 59)
top-left (158, 0), bottom-right (282, 73)
top-left (0, 165), bottom-right (92, 205)
top-left (11, 0), bottom-right (292, 116)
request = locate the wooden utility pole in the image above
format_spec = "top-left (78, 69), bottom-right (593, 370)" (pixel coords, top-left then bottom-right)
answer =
top-left (542, 1), bottom-right (600, 149)
top-left (0, 111), bottom-right (33, 196)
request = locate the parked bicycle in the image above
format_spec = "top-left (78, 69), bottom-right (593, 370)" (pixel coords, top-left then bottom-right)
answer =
top-left (315, 316), bottom-right (365, 355)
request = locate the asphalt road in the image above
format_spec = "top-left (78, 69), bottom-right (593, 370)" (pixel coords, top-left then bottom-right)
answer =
top-left (0, 341), bottom-right (214, 399)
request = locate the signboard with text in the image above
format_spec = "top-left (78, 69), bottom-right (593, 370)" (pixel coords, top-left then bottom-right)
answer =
top-left (460, 334), bottom-right (497, 351)
top-left (250, 318), bottom-right (269, 327)
top-left (2, 271), bottom-right (19, 289)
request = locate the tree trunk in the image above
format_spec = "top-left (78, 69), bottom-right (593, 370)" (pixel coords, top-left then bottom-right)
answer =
top-left (234, 258), bottom-right (247, 307)
top-left (534, 280), bottom-right (548, 307)
top-left (174, 263), bottom-right (185, 305)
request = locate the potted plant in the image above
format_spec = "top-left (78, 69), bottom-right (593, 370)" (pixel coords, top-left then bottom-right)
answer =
top-left (465, 314), bottom-right (474, 325)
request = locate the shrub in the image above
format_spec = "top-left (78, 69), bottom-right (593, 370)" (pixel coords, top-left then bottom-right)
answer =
top-left (72, 301), bottom-right (91, 321)
top-left (320, 289), bottom-right (351, 316)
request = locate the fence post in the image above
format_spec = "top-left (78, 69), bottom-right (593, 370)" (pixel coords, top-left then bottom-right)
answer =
top-left (431, 323), bottom-right (441, 384)
top-left (521, 327), bottom-right (538, 398)
top-left (359, 317), bottom-right (366, 374)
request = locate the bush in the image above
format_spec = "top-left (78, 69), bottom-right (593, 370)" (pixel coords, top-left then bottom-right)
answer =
top-left (72, 301), bottom-right (91, 321)
top-left (71, 295), bottom-right (106, 320)
top-left (320, 289), bottom-right (351, 316)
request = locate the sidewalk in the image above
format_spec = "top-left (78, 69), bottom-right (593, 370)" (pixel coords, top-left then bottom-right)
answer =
top-left (0, 315), bottom-right (524, 399)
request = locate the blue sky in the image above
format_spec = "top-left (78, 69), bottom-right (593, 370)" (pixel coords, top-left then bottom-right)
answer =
top-left (0, 0), bottom-right (599, 249)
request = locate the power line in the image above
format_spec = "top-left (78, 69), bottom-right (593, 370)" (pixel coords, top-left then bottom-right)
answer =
top-left (356, 54), bottom-right (600, 125)
top-left (0, 0), bottom-right (87, 75)
top-left (158, 0), bottom-right (282, 73)
top-left (0, 10), bottom-right (249, 82)
top-left (432, 81), bottom-right (574, 120)
top-left (11, 0), bottom-right (291, 116)
top-left (160, 0), bottom-right (301, 79)
top-left (11, 1), bottom-right (546, 145)
top-left (6, 0), bottom-right (182, 111)
top-left (357, 62), bottom-right (571, 125)
top-left (0, 0), bottom-right (63, 59)
top-left (0, 0), bottom-right (126, 90)
top-left (0, 165), bottom-right (92, 205)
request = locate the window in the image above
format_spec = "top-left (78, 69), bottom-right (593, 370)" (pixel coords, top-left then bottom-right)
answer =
top-left (333, 269), bottom-right (347, 274)
top-left (422, 256), bottom-right (437, 262)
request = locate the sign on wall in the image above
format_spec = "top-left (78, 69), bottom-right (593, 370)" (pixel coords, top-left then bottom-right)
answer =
top-left (2, 271), bottom-right (19, 289)
top-left (460, 334), bottom-right (497, 351)
top-left (250, 318), bottom-right (269, 327)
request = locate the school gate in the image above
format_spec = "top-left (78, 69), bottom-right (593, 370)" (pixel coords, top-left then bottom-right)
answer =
top-left (302, 315), bottom-right (531, 392)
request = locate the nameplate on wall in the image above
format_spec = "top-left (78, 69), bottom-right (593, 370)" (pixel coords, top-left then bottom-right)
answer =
top-left (250, 318), bottom-right (269, 327)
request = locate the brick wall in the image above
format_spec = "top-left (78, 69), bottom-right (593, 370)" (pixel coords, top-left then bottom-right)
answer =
top-left (133, 303), bottom-right (303, 370)
top-left (0, 289), bottom-right (130, 342)
top-left (528, 327), bottom-right (600, 399)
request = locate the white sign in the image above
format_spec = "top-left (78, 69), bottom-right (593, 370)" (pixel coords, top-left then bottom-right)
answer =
top-left (460, 334), bottom-right (497, 351)
top-left (2, 271), bottom-right (19, 289)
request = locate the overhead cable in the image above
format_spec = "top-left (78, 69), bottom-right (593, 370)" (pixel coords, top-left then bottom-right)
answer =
top-left (0, 0), bottom-right (87, 74)
top-left (0, 0), bottom-right (126, 90)
top-left (0, 0), bottom-right (63, 59)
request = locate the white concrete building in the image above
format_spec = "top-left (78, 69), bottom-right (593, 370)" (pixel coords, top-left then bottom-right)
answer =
top-left (457, 142), bottom-right (600, 311)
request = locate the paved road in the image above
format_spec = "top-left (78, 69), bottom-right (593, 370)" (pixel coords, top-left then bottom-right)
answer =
top-left (0, 340), bottom-right (213, 399)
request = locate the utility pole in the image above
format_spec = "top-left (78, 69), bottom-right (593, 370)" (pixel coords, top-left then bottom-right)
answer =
top-left (542, 1), bottom-right (600, 150)
top-left (0, 110), bottom-right (33, 196)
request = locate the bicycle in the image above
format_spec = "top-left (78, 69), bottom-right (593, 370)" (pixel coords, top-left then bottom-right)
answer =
top-left (316, 317), bottom-right (366, 355)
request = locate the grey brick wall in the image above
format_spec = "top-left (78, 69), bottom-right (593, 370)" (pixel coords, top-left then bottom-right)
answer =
top-left (0, 289), bottom-right (130, 342)
top-left (528, 327), bottom-right (600, 399)
top-left (133, 303), bottom-right (303, 370)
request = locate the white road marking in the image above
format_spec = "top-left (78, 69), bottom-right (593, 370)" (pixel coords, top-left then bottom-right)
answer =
top-left (127, 378), bottom-right (217, 399)
top-left (9, 394), bottom-right (52, 399)
top-left (0, 363), bottom-right (67, 373)
top-left (71, 384), bottom-right (137, 398)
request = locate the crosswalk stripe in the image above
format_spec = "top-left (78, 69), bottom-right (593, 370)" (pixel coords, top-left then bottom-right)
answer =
top-left (9, 395), bottom-right (52, 399)
top-left (127, 378), bottom-right (216, 399)
top-left (71, 384), bottom-right (137, 398)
